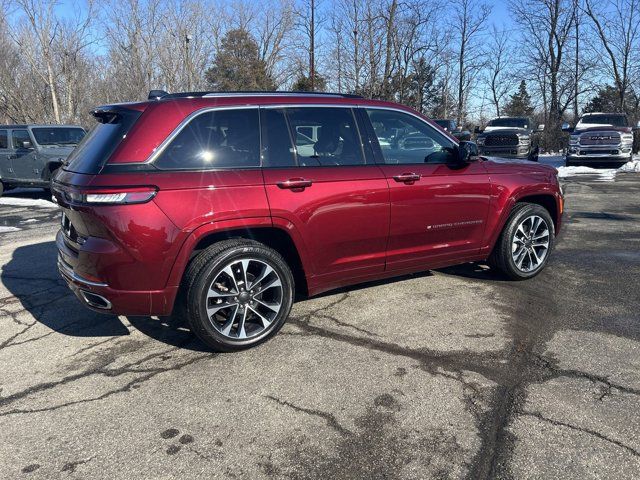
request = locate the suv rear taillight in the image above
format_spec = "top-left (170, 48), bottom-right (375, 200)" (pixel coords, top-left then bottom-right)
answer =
top-left (54, 185), bottom-right (157, 206)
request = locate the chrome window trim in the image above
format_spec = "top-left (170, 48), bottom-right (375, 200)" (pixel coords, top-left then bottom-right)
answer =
top-left (134, 103), bottom-right (453, 167)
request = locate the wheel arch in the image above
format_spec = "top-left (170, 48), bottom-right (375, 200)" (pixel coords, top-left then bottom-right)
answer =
top-left (41, 160), bottom-right (62, 181)
top-left (515, 194), bottom-right (558, 229)
top-left (485, 189), bottom-right (560, 256)
top-left (168, 221), bottom-right (310, 300)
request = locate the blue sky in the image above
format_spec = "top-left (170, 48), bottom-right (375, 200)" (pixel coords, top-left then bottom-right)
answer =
top-left (53, 0), bottom-right (516, 31)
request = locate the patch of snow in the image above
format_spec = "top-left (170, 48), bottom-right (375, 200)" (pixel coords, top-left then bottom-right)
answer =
top-left (539, 154), bottom-right (565, 168)
top-left (20, 218), bottom-right (38, 224)
top-left (618, 160), bottom-right (640, 173)
top-left (556, 166), bottom-right (617, 181)
top-left (0, 197), bottom-right (58, 209)
top-left (0, 226), bottom-right (21, 233)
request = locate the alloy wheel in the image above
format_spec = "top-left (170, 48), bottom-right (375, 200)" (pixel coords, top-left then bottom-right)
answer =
top-left (205, 258), bottom-right (283, 340)
top-left (511, 215), bottom-right (550, 273)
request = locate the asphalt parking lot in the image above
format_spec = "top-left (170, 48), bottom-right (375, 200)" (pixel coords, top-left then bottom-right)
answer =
top-left (1, 171), bottom-right (639, 479)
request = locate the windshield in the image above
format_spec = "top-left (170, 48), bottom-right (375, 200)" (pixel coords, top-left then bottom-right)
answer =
top-left (32, 127), bottom-right (85, 146)
top-left (487, 118), bottom-right (529, 129)
top-left (579, 114), bottom-right (628, 127)
top-left (64, 108), bottom-right (142, 174)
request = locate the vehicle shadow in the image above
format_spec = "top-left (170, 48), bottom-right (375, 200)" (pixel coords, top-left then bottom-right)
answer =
top-left (436, 262), bottom-right (511, 282)
top-left (1, 240), bottom-right (208, 351)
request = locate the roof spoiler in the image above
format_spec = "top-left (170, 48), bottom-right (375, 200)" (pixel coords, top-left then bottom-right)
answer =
top-left (148, 89), bottom-right (169, 100)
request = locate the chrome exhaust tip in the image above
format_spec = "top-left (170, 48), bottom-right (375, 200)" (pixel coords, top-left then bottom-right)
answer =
top-left (79, 290), bottom-right (112, 310)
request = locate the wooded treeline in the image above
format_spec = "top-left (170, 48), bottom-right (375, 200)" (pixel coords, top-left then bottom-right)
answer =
top-left (1, 0), bottom-right (639, 150)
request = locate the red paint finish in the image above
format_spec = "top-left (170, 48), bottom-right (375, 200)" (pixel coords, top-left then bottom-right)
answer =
top-left (54, 94), bottom-right (563, 316)
top-left (379, 162), bottom-right (491, 271)
top-left (263, 165), bottom-right (390, 281)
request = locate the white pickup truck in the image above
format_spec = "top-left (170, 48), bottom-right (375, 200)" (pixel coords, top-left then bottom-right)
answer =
top-left (563, 113), bottom-right (638, 166)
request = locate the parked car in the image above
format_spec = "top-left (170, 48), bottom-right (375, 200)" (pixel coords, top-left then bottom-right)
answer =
top-left (433, 119), bottom-right (472, 141)
top-left (475, 117), bottom-right (541, 161)
top-left (0, 124), bottom-right (85, 196)
top-left (53, 91), bottom-right (563, 352)
top-left (563, 112), bottom-right (638, 166)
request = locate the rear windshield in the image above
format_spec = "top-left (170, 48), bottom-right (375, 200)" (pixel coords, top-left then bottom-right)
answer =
top-left (64, 108), bottom-right (142, 174)
top-left (487, 118), bottom-right (529, 129)
top-left (580, 114), bottom-right (628, 127)
top-left (32, 127), bottom-right (85, 146)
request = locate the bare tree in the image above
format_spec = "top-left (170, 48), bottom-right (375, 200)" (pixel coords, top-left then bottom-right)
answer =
top-left (13, 0), bottom-right (63, 122)
top-left (450, 0), bottom-right (491, 125)
top-left (511, 0), bottom-right (578, 149)
top-left (486, 26), bottom-right (511, 117)
top-left (583, 0), bottom-right (640, 111)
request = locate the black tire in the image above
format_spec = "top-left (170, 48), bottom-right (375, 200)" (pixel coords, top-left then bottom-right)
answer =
top-left (0, 181), bottom-right (3, 198)
top-left (182, 238), bottom-right (294, 352)
top-left (565, 158), bottom-right (574, 167)
top-left (489, 203), bottom-right (555, 280)
top-left (46, 166), bottom-right (60, 196)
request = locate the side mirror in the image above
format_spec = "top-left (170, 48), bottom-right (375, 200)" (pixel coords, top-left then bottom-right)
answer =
top-left (474, 126), bottom-right (481, 134)
top-left (536, 124), bottom-right (545, 132)
top-left (22, 140), bottom-right (33, 149)
top-left (561, 122), bottom-right (573, 133)
top-left (450, 141), bottom-right (478, 166)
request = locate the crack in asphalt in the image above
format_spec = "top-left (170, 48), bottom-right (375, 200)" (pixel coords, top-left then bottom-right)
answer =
top-left (264, 395), bottom-right (353, 437)
top-left (0, 341), bottom-right (213, 416)
top-left (521, 410), bottom-right (640, 458)
top-left (533, 354), bottom-right (640, 397)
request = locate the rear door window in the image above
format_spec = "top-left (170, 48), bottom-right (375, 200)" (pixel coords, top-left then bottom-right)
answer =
top-left (154, 108), bottom-right (260, 170)
top-left (65, 108), bottom-right (142, 174)
top-left (0, 130), bottom-right (7, 149)
top-left (284, 107), bottom-right (365, 166)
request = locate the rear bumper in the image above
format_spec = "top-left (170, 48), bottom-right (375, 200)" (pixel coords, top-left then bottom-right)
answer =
top-left (56, 230), bottom-right (177, 316)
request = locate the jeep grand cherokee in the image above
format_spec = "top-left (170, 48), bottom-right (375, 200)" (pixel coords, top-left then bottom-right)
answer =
top-left (53, 91), bottom-right (563, 351)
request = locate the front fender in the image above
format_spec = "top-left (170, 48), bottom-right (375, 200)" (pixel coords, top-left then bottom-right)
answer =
top-left (482, 180), bottom-right (561, 255)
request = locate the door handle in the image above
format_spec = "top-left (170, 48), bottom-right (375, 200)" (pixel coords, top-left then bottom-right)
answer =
top-left (393, 173), bottom-right (421, 184)
top-left (277, 178), bottom-right (313, 190)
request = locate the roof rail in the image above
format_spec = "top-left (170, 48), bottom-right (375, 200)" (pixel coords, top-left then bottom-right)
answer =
top-left (149, 90), bottom-right (363, 100)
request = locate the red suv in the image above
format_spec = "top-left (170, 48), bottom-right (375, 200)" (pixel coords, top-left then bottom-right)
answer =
top-left (53, 91), bottom-right (563, 351)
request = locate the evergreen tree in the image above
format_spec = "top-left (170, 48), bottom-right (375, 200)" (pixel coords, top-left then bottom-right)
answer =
top-left (584, 85), bottom-right (636, 114)
top-left (291, 72), bottom-right (327, 92)
top-left (504, 80), bottom-right (534, 117)
top-left (206, 29), bottom-right (276, 91)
